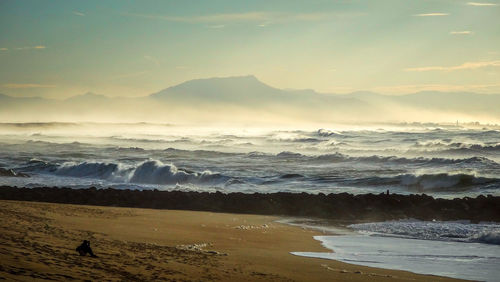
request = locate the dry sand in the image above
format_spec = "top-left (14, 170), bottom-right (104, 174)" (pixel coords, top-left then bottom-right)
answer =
top-left (0, 200), bottom-right (465, 281)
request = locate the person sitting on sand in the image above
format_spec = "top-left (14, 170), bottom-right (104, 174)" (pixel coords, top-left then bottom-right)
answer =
top-left (76, 240), bottom-right (98, 257)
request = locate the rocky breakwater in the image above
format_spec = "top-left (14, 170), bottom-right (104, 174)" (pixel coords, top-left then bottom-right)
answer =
top-left (0, 186), bottom-right (498, 222)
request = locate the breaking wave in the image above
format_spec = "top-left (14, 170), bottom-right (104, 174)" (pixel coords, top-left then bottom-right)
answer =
top-left (273, 151), bottom-right (498, 166)
top-left (10, 154), bottom-right (500, 193)
top-left (349, 220), bottom-right (500, 245)
top-left (397, 173), bottom-right (498, 191)
top-left (414, 141), bottom-right (500, 153)
top-left (129, 160), bottom-right (227, 184)
top-left (473, 232), bottom-right (500, 245)
top-left (351, 173), bottom-right (500, 192)
top-left (19, 159), bottom-right (229, 185)
top-left (56, 162), bottom-right (120, 179)
top-left (316, 128), bottom-right (343, 137)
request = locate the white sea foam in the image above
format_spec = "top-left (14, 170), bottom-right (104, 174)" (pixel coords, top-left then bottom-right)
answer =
top-left (397, 173), bottom-right (497, 191)
top-left (292, 219), bottom-right (500, 281)
top-left (129, 160), bottom-right (226, 184)
top-left (293, 234), bottom-right (500, 282)
top-left (1, 126), bottom-right (500, 196)
top-left (19, 159), bottom-right (228, 186)
top-left (349, 219), bottom-right (500, 244)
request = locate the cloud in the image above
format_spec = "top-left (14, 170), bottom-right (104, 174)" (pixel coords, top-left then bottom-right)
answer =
top-left (122, 11), bottom-right (341, 24)
top-left (15, 46), bottom-right (46, 50)
top-left (466, 2), bottom-right (498, 6)
top-left (414, 13), bottom-right (449, 16)
top-left (2, 83), bottom-right (56, 89)
top-left (405, 60), bottom-right (500, 71)
top-left (72, 11), bottom-right (86, 16)
top-left (450, 31), bottom-right (473, 35)
top-left (0, 48), bottom-right (7, 51)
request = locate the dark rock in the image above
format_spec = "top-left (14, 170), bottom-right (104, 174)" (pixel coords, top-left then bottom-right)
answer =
top-left (0, 186), bottom-right (498, 222)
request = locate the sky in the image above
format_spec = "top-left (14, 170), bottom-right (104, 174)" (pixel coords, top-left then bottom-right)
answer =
top-left (0, 0), bottom-right (499, 98)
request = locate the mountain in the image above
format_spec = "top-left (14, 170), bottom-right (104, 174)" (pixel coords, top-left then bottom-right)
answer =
top-left (150, 75), bottom-right (368, 111)
top-left (0, 76), bottom-right (499, 124)
top-left (150, 75), bottom-right (317, 105)
top-left (0, 93), bottom-right (47, 103)
top-left (64, 92), bottom-right (110, 103)
top-left (151, 75), bottom-right (277, 103)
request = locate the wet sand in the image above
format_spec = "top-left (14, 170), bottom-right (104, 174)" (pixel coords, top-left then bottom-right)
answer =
top-left (0, 200), bottom-right (464, 281)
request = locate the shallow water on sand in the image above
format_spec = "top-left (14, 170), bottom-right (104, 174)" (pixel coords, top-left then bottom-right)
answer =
top-left (292, 220), bottom-right (500, 282)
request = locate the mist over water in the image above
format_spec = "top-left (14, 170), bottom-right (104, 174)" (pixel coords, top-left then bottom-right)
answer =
top-left (0, 122), bottom-right (499, 198)
top-left (3, 1), bottom-right (500, 280)
top-left (2, 122), bottom-right (499, 281)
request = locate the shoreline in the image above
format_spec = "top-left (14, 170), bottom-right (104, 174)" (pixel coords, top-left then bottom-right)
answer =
top-left (1, 186), bottom-right (499, 222)
top-left (0, 199), bottom-right (465, 281)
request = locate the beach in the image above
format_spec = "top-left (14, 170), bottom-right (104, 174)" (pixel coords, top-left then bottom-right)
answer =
top-left (2, 0), bottom-right (500, 279)
top-left (0, 200), bottom-right (464, 281)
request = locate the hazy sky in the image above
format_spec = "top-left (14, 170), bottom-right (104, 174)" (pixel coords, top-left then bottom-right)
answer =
top-left (0, 0), bottom-right (499, 98)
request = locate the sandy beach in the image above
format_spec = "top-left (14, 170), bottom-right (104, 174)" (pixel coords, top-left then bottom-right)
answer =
top-left (0, 200), bottom-right (465, 281)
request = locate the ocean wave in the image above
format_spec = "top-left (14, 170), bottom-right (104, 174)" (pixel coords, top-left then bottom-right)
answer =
top-left (349, 220), bottom-right (500, 245)
top-left (18, 159), bottom-right (229, 185)
top-left (20, 159), bottom-right (59, 172)
top-left (109, 136), bottom-right (174, 143)
top-left (279, 173), bottom-right (305, 179)
top-left (163, 148), bottom-right (240, 158)
top-left (443, 145), bottom-right (500, 155)
top-left (316, 129), bottom-right (342, 137)
top-left (347, 155), bottom-right (497, 166)
top-left (25, 140), bottom-right (57, 146)
top-left (397, 173), bottom-right (498, 191)
top-left (55, 162), bottom-right (121, 179)
top-left (268, 135), bottom-right (321, 143)
top-left (246, 151), bottom-right (269, 158)
top-left (414, 140), bottom-right (500, 153)
top-left (25, 140), bottom-right (88, 146)
top-left (273, 151), bottom-right (497, 166)
top-left (349, 173), bottom-right (500, 192)
top-left (129, 160), bottom-right (227, 184)
top-left (472, 232), bottom-right (500, 245)
top-left (276, 151), bottom-right (304, 158)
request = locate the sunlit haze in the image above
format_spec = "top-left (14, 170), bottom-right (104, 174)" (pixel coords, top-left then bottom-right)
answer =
top-left (1, 2), bottom-right (500, 281)
top-left (1, 0), bottom-right (499, 99)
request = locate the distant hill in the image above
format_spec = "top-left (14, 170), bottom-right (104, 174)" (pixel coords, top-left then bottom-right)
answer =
top-left (150, 75), bottom-right (364, 108)
top-left (0, 76), bottom-right (499, 124)
top-left (151, 75), bottom-right (276, 103)
top-left (64, 92), bottom-right (110, 103)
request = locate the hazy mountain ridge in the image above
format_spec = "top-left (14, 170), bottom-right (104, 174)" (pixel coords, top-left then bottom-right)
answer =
top-left (64, 92), bottom-right (110, 102)
top-left (1, 76), bottom-right (499, 124)
top-left (150, 75), bottom-right (370, 114)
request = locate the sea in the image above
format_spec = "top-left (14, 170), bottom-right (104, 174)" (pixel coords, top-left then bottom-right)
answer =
top-left (0, 122), bottom-right (499, 280)
top-left (291, 219), bottom-right (500, 282)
